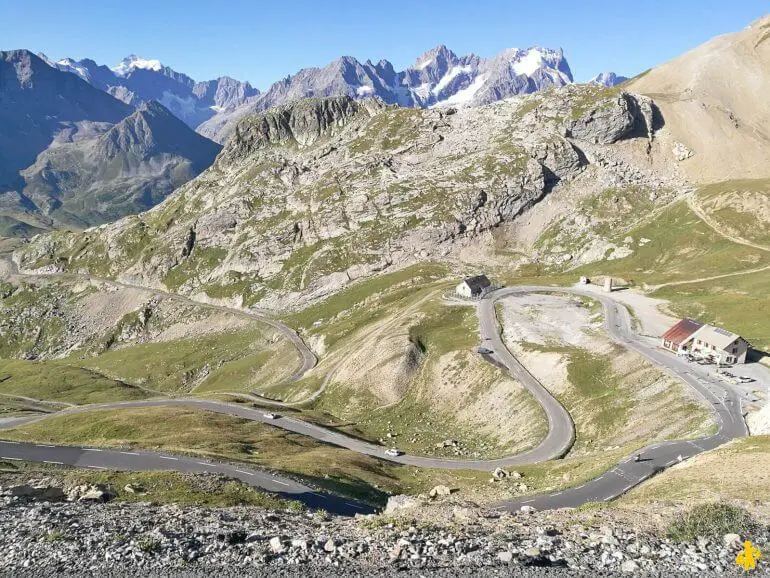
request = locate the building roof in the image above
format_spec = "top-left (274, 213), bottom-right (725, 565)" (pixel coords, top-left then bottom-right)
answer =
top-left (463, 275), bottom-right (491, 292)
top-left (688, 324), bottom-right (742, 350)
top-left (662, 318), bottom-right (703, 345)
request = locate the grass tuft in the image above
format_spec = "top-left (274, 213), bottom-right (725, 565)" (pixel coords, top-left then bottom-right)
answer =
top-left (667, 503), bottom-right (762, 543)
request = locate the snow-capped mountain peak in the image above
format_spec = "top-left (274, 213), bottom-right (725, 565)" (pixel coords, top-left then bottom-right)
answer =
top-left (56, 57), bottom-right (92, 82)
top-left (508, 47), bottom-right (553, 76)
top-left (112, 55), bottom-right (164, 77)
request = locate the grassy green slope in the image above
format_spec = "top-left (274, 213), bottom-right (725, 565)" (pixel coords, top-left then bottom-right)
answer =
top-left (0, 360), bottom-right (149, 405)
top-left (653, 269), bottom-right (770, 351)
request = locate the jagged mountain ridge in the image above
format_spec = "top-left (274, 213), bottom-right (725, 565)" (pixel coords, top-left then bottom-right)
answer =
top-left (0, 50), bottom-right (221, 235)
top-left (43, 54), bottom-right (261, 129)
top-left (45, 45), bottom-right (575, 143)
top-left (198, 45), bottom-right (573, 142)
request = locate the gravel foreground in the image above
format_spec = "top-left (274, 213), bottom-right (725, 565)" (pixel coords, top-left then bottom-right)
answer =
top-left (2, 495), bottom-right (768, 577)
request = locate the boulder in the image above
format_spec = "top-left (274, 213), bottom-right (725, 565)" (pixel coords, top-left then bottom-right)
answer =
top-left (672, 141), bottom-right (694, 161)
top-left (269, 536), bottom-right (285, 553)
top-left (323, 538), bottom-right (336, 553)
top-left (5, 484), bottom-right (65, 501)
top-left (69, 484), bottom-right (115, 503)
top-left (568, 93), bottom-right (650, 145)
top-left (384, 495), bottom-right (421, 513)
top-left (123, 483), bottom-right (145, 494)
top-left (428, 485), bottom-right (451, 499)
top-left (79, 486), bottom-right (116, 503)
top-left (498, 551), bottom-right (513, 564)
top-left (492, 467), bottom-right (509, 480)
top-left (723, 533), bottom-right (741, 548)
top-left (621, 560), bottom-right (639, 573)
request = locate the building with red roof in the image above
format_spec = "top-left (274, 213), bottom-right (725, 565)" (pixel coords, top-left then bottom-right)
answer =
top-left (661, 319), bottom-right (703, 354)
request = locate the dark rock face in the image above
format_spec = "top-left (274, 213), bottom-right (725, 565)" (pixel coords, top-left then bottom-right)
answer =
top-left (0, 50), bottom-right (132, 190)
top-left (567, 93), bottom-right (653, 145)
top-left (20, 102), bottom-right (221, 227)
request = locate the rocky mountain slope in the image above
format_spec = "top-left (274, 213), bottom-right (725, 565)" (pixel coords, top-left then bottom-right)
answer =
top-left (19, 101), bottom-right (221, 228)
top-left (629, 14), bottom-right (770, 183)
top-left (1, 482), bottom-right (766, 575)
top-left (15, 16), bottom-right (770, 309)
top-left (198, 45), bottom-right (573, 143)
top-left (45, 54), bottom-right (261, 129)
top-left (15, 84), bottom-right (675, 311)
top-left (0, 50), bottom-right (221, 235)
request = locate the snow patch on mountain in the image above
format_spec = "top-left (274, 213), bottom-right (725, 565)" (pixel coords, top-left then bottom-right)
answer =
top-left (415, 58), bottom-right (433, 70)
top-left (159, 92), bottom-right (200, 125)
top-left (512, 48), bottom-right (547, 76)
top-left (437, 73), bottom-right (488, 106)
top-left (113, 55), bottom-right (164, 77)
top-left (433, 65), bottom-right (472, 94)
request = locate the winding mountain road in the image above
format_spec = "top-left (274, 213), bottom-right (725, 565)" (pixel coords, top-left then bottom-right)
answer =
top-left (490, 286), bottom-right (747, 512)
top-left (0, 281), bottom-right (749, 514)
top-left (0, 438), bottom-right (373, 516)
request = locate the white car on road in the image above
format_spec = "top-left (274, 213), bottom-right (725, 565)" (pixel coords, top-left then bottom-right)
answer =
top-left (263, 413), bottom-right (279, 419)
top-left (384, 448), bottom-right (402, 457)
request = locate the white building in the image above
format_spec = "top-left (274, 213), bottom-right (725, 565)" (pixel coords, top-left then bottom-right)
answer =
top-left (456, 275), bottom-right (492, 298)
top-left (680, 325), bottom-right (750, 364)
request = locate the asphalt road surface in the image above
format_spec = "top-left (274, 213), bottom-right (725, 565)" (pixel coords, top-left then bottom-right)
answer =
top-left (0, 284), bottom-right (748, 513)
top-left (491, 286), bottom-right (747, 512)
top-left (0, 438), bottom-right (373, 516)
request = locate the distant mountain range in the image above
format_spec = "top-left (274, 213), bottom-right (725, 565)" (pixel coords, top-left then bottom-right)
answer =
top-left (0, 50), bottom-right (221, 236)
top-left (198, 45), bottom-right (575, 142)
top-left (0, 43), bottom-right (627, 238)
top-left (41, 53), bottom-right (261, 129)
top-left (41, 46), bottom-right (612, 143)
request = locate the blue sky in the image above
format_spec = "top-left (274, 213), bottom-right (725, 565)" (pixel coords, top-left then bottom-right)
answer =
top-left (2, 0), bottom-right (767, 86)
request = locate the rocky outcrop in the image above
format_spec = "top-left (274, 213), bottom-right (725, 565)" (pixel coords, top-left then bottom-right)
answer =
top-left (567, 92), bottom-right (655, 145)
top-left (225, 96), bottom-right (377, 158)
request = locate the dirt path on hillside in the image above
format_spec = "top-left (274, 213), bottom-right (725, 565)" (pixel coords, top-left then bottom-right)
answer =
top-left (687, 194), bottom-right (770, 253)
top-left (646, 263), bottom-right (770, 292)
